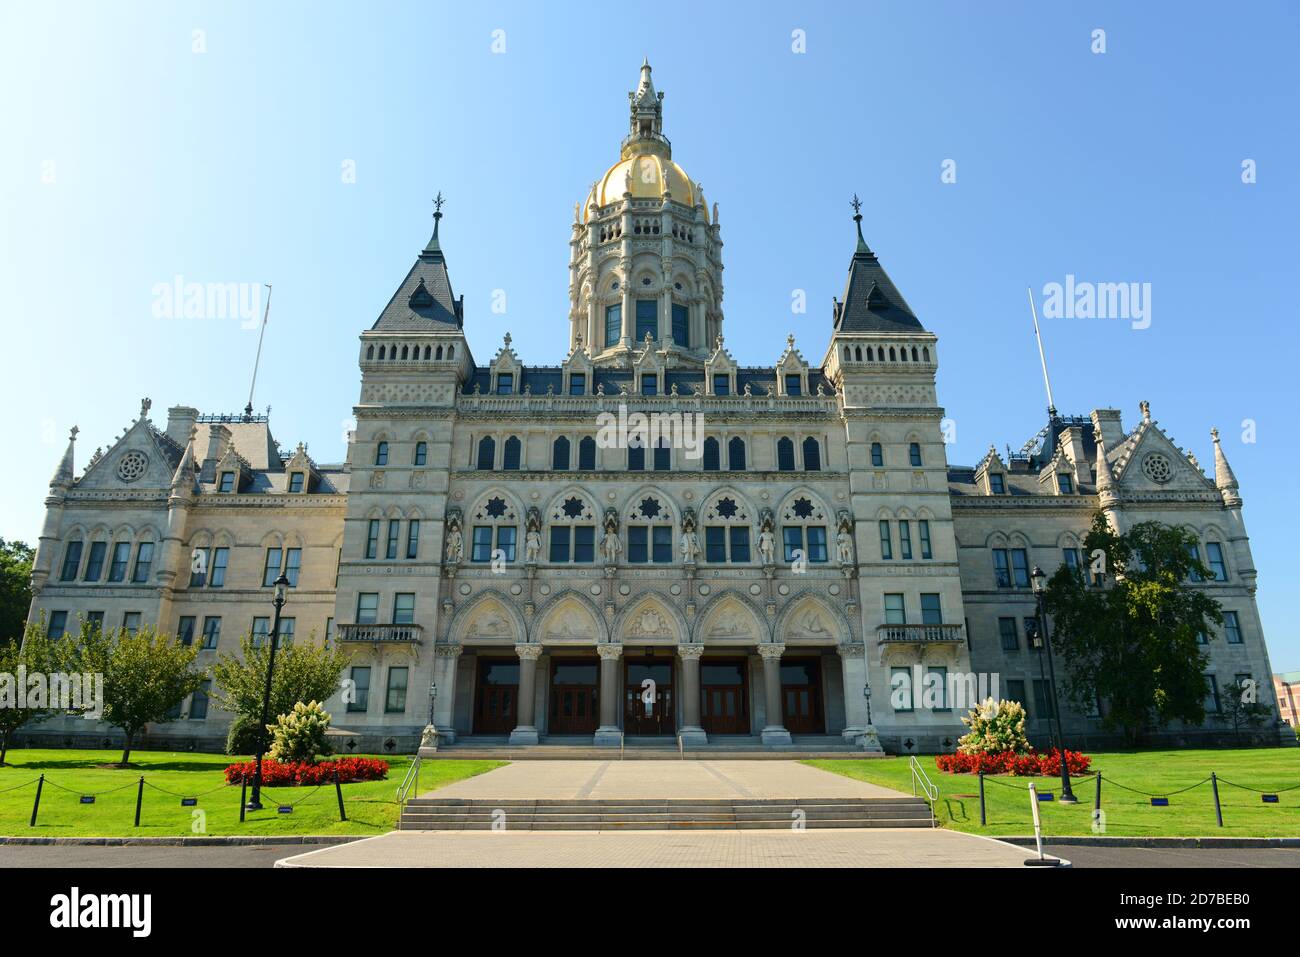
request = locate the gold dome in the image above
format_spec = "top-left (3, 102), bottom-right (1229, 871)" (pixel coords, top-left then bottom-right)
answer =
top-left (583, 154), bottom-right (703, 222)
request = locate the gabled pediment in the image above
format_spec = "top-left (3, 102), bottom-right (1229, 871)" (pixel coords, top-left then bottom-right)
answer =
top-left (1112, 422), bottom-right (1217, 493)
top-left (75, 406), bottom-right (184, 491)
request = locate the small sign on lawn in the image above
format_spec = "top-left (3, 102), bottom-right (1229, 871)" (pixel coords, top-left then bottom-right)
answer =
top-left (79, 796), bottom-right (95, 805)
top-left (277, 805), bottom-right (293, 814)
top-left (1150, 797), bottom-right (1169, 807)
top-left (1261, 794), bottom-right (1279, 804)
top-left (1036, 792), bottom-right (1054, 802)
top-left (180, 798), bottom-right (198, 807)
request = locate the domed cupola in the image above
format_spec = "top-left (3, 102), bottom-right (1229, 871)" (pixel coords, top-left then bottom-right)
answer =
top-left (568, 60), bottom-right (724, 369)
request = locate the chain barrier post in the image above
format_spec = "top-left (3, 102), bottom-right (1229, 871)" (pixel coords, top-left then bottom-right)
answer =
top-left (134, 776), bottom-right (144, 827)
top-left (239, 773), bottom-right (248, 823)
top-left (29, 774), bottom-right (44, 827)
top-left (1211, 772), bottom-right (1223, 827)
top-left (334, 768), bottom-right (347, 822)
top-left (978, 771), bottom-right (986, 827)
top-left (1093, 772), bottom-right (1102, 813)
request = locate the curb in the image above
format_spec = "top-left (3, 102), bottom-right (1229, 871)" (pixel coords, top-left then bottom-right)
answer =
top-left (0, 836), bottom-right (357, 847)
top-left (1000, 835), bottom-right (1300, 849)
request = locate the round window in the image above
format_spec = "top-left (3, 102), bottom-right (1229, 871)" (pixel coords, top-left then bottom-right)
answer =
top-left (1141, 453), bottom-right (1172, 484)
top-left (117, 451), bottom-right (148, 483)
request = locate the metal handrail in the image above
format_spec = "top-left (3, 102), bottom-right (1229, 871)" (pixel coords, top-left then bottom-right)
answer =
top-left (677, 734), bottom-right (684, 760)
top-left (909, 755), bottom-right (939, 827)
top-left (396, 755), bottom-right (422, 805)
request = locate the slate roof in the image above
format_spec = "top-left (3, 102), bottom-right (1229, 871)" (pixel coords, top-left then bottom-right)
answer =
top-left (370, 219), bottom-right (463, 332)
top-left (833, 227), bottom-right (925, 334)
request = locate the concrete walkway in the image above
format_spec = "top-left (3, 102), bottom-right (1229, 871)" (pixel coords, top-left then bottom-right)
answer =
top-left (425, 759), bottom-right (906, 801)
top-left (277, 828), bottom-right (1031, 868)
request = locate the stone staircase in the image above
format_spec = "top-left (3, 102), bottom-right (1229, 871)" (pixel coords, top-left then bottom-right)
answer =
top-left (398, 796), bottom-right (934, 831)
top-left (427, 734), bottom-right (880, 761)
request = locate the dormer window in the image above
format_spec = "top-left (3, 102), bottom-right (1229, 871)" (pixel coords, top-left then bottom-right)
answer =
top-left (713, 374), bottom-right (730, 397)
top-left (989, 473), bottom-right (1006, 495)
top-left (785, 374), bottom-right (802, 396)
top-left (570, 373), bottom-right (586, 396)
top-left (1057, 473), bottom-right (1074, 494)
top-left (288, 472), bottom-right (305, 493)
top-left (496, 373), bottom-right (513, 395)
top-left (218, 472), bottom-right (235, 493)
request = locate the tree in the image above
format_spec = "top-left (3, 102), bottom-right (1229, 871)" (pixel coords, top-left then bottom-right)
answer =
top-left (1217, 678), bottom-right (1274, 739)
top-left (74, 623), bottom-right (207, 766)
top-left (0, 539), bottom-right (34, 645)
top-left (0, 623), bottom-right (61, 764)
top-left (1044, 513), bottom-right (1222, 746)
top-left (211, 634), bottom-right (349, 753)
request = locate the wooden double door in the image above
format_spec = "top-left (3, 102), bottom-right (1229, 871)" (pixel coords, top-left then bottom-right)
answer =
top-left (549, 658), bottom-right (599, 734)
top-left (781, 657), bottom-right (825, 734)
top-left (474, 658), bottom-right (520, 735)
top-left (624, 659), bottom-right (674, 736)
top-left (700, 659), bottom-right (750, 735)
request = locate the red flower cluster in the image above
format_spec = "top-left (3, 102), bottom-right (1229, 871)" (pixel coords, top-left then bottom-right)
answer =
top-left (935, 748), bottom-right (1091, 777)
top-left (223, 757), bottom-right (390, 786)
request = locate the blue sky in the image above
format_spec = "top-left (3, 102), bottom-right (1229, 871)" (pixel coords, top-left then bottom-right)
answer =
top-left (1, 1), bottom-right (1296, 667)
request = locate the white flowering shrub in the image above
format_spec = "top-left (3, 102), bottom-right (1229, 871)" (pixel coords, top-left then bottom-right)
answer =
top-left (268, 700), bottom-right (333, 764)
top-left (956, 698), bottom-right (1030, 756)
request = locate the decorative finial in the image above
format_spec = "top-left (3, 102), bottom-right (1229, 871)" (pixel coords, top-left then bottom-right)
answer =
top-left (1210, 427), bottom-right (1221, 444)
top-left (575, 333), bottom-right (583, 350)
top-left (433, 191), bottom-right (445, 216)
top-left (715, 333), bottom-right (723, 351)
top-left (787, 333), bottom-right (795, 350)
top-left (140, 397), bottom-right (152, 419)
top-left (503, 331), bottom-right (512, 349)
top-left (850, 193), bottom-right (863, 217)
top-left (69, 425), bottom-right (79, 443)
top-left (1140, 400), bottom-right (1151, 424)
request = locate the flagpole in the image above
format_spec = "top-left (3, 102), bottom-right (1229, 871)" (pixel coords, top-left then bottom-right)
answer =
top-left (1026, 285), bottom-right (1057, 418)
top-left (245, 283), bottom-right (273, 420)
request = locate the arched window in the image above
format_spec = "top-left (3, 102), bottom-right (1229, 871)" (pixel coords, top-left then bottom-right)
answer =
top-left (423, 345), bottom-right (431, 359)
top-left (844, 346), bottom-right (851, 361)
top-left (578, 436), bottom-right (596, 471)
top-left (653, 437), bottom-right (671, 471)
top-left (552, 436), bottom-right (571, 471)
top-left (413, 441), bottom-right (427, 466)
top-left (378, 345), bottom-right (386, 360)
top-left (446, 345), bottom-right (454, 359)
top-left (476, 436), bottom-right (495, 470)
top-left (628, 440), bottom-right (645, 471)
top-left (728, 437), bottom-right (746, 471)
top-left (888, 347), bottom-right (896, 361)
top-left (626, 495), bottom-right (672, 564)
top-left (469, 494), bottom-right (517, 564)
top-left (922, 347), bottom-right (931, 362)
top-left (503, 436), bottom-right (521, 471)
top-left (802, 437), bottom-right (821, 472)
top-left (702, 493), bottom-right (752, 564)
top-left (703, 437), bottom-right (720, 471)
top-left (781, 495), bottom-right (829, 565)
top-left (911, 346), bottom-right (919, 361)
top-left (855, 346), bottom-right (863, 361)
top-left (375, 441), bottom-right (389, 466)
top-left (436, 345), bottom-right (443, 360)
top-left (776, 437), bottom-right (796, 472)
top-left (909, 442), bottom-right (923, 467)
top-left (870, 442), bottom-right (884, 467)
top-left (366, 345), bottom-right (374, 360)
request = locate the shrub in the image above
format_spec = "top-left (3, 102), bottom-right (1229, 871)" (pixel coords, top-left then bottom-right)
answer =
top-left (223, 757), bottom-right (389, 786)
top-left (956, 698), bottom-right (1031, 756)
top-left (225, 714), bottom-right (263, 756)
top-left (268, 700), bottom-right (332, 765)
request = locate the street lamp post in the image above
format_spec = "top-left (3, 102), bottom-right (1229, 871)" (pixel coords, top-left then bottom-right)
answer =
top-left (246, 573), bottom-right (290, 811)
top-left (863, 683), bottom-right (873, 727)
top-left (427, 682), bottom-right (438, 727)
top-left (1030, 566), bottom-right (1077, 804)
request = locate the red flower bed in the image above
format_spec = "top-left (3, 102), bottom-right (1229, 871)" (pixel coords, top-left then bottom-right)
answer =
top-left (935, 748), bottom-right (1091, 777)
top-left (223, 757), bottom-right (389, 786)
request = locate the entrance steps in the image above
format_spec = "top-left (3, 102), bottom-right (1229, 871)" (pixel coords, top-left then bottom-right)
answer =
top-left (398, 797), bottom-right (934, 831)
top-left (427, 734), bottom-right (880, 760)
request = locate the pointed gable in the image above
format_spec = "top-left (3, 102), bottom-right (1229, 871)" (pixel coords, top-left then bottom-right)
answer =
top-left (833, 205), bottom-right (925, 334)
top-left (371, 202), bottom-right (463, 332)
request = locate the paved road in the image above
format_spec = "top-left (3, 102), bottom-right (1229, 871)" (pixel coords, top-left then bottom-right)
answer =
top-left (1, 838), bottom-right (1296, 869)
top-left (427, 759), bottom-right (905, 800)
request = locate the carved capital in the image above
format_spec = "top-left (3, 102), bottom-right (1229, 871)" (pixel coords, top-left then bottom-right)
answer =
top-left (676, 643), bottom-right (705, 661)
top-left (756, 642), bottom-right (786, 661)
top-left (514, 643), bottom-right (544, 661)
top-left (434, 643), bottom-right (463, 659)
top-left (596, 643), bottom-right (624, 661)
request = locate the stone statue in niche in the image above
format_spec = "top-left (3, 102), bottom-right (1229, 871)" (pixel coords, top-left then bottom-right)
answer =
top-left (758, 509), bottom-right (777, 565)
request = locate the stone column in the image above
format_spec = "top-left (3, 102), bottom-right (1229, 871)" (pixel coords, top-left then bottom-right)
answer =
top-left (758, 643), bottom-right (792, 747)
top-left (837, 641), bottom-right (881, 752)
top-left (594, 643), bottom-right (624, 747)
top-left (432, 643), bottom-right (463, 744)
top-left (510, 643), bottom-right (543, 745)
top-left (677, 643), bottom-right (707, 746)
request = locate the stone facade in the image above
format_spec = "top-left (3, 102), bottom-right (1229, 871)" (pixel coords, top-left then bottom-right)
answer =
top-left (23, 64), bottom-right (1285, 754)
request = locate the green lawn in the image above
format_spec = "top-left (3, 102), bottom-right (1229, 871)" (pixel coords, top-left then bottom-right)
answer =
top-left (809, 748), bottom-right (1300, 838)
top-left (0, 750), bottom-right (504, 837)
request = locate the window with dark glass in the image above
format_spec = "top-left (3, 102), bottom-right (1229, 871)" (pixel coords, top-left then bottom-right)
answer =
top-left (728, 437), bottom-right (745, 470)
top-left (477, 436), bottom-right (496, 470)
top-left (348, 666), bottom-right (371, 712)
top-left (785, 374), bottom-right (802, 396)
top-left (883, 594), bottom-right (906, 625)
top-left (218, 472), bottom-right (235, 492)
top-left (641, 374), bottom-right (657, 396)
top-left (705, 527), bottom-right (726, 563)
top-left (671, 303), bottom-right (689, 346)
top-left (283, 547), bottom-right (301, 586)
top-left (605, 304), bottom-right (621, 346)
top-left (899, 521), bottom-right (912, 560)
top-left (1206, 542), bottom-right (1228, 581)
top-left (122, 611), bottom-right (142, 635)
top-left (47, 611), bottom-right (67, 639)
top-left (356, 593), bottom-right (379, 625)
top-left (993, 549), bottom-right (1011, 587)
top-left (375, 441), bottom-right (388, 466)
top-left (776, 437), bottom-right (795, 471)
top-left (578, 436), bottom-right (596, 470)
top-left (495, 373), bottom-right (513, 395)
top-left (365, 520), bottom-right (379, 559)
top-left (879, 521), bottom-right (892, 560)
top-left (131, 542), bottom-right (154, 583)
top-left (502, 436), bottom-right (520, 470)
top-left (729, 527), bottom-right (751, 563)
top-left (570, 373), bottom-right (586, 396)
top-left (635, 299), bottom-right (657, 341)
top-left (1224, 611), bottom-right (1242, 644)
top-left (920, 594), bottom-right (942, 625)
top-left (393, 593), bottom-right (415, 625)
top-left (406, 520), bottom-right (420, 559)
top-left (385, 666), bottom-right (409, 713)
top-left (870, 442), bottom-right (883, 467)
top-left (806, 527), bottom-right (827, 563)
top-left (919, 520), bottom-right (932, 559)
top-left (263, 548), bottom-right (282, 586)
top-left (1057, 473), bottom-right (1073, 494)
top-left (713, 374), bottom-right (730, 397)
top-left (471, 526), bottom-right (493, 563)
top-left (998, 617), bottom-right (1018, 651)
top-left (909, 443), bottom-right (922, 467)
top-left (414, 442), bottom-right (428, 466)
top-left (1010, 548), bottom-right (1030, 587)
top-left (209, 547), bottom-right (229, 588)
top-left (85, 611), bottom-right (104, 632)
top-left (628, 441), bottom-right (645, 471)
top-left (801, 437), bottom-right (821, 471)
top-left (190, 680), bottom-right (211, 720)
top-left (703, 437), bottom-right (720, 471)
top-left (60, 541), bottom-right (83, 581)
top-left (652, 438), bottom-right (670, 470)
top-left (552, 436), bottom-right (570, 470)
top-left (108, 542), bottom-right (130, 582)
top-left (549, 526), bottom-right (571, 563)
top-left (201, 616), bottom-right (221, 650)
top-left (251, 616), bottom-right (270, 648)
top-left (177, 616), bottom-right (196, 647)
top-left (989, 473), bottom-right (1005, 494)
